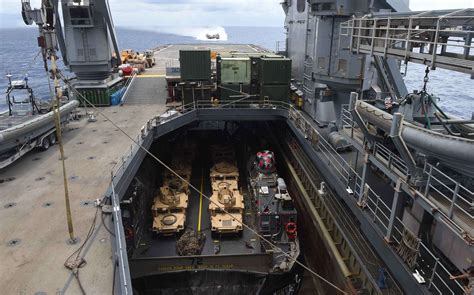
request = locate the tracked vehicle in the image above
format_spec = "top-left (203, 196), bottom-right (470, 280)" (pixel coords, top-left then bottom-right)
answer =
top-left (152, 145), bottom-right (195, 235)
top-left (151, 179), bottom-right (188, 235)
top-left (209, 160), bottom-right (244, 236)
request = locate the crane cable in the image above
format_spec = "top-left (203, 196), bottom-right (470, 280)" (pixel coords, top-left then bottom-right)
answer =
top-left (22, 49), bottom-right (42, 78)
top-left (58, 72), bottom-right (348, 295)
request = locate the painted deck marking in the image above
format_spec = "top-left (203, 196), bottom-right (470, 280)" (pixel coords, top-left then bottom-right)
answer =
top-left (136, 74), bottom-right (165, 78)
top-left (198, 168), bottom-right (204, 233)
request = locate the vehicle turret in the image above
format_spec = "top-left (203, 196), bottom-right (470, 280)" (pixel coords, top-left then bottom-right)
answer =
top-left (216, 182), bottom-right (236, 207)
top-left (152, 179), bottom-right (189, 235)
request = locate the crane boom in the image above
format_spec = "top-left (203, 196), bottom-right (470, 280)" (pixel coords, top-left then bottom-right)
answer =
top-left (21, 0), bottom-right (121, 81)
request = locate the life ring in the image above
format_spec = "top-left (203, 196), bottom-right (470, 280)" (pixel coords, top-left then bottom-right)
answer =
top-left (285, 222), bottom-right (297, 240)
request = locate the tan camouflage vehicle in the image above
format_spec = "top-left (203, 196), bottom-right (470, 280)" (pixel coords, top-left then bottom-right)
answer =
top-left (209, 161), bottom-right (244, 236)
top-left (163, 144), bottom-right (194, 191)
top-left (152, 179), bottom-right (189, 235)
top-left (163, 160), bottom-right (192, 191)
top-left (210, 144), bottom-right (235, 163)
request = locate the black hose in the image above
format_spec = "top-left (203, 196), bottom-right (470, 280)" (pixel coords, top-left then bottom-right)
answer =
top-left (427, 94), bottom-right (449, 119)
top-left (112, 259), bottom-right (117, 295)
top-left (434, 112), bottom-right (460, 136)
top-left (101, 211), bottom-right (115, 237)
top-left (74, 268), bottom-right (87, 295)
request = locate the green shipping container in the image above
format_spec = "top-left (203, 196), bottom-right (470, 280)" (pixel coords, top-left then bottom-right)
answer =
top-left (180, 50), bottom-right (211, 81)
top-left (259, 58), bottom-right (292, 84)
top-left (219, 84), bottom-right (250, 101)
top-left (76, 79), bottom-right (125, 107)
top-left (250, 57), bottom-right (261, 82)
top-left (181, 86), bottom-right (212, 105)
top-left (79, 88), bottom-right (110, 106)
top-left (260, 84), bottom-right (289, 103)
top-left (220, 58), bottom-right (251, 84)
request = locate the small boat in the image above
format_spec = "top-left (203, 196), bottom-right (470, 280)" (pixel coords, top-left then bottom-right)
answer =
top-left (206, 33), bottom-right (220, 40)
top-left (0, 74), bottom-right (79, 168)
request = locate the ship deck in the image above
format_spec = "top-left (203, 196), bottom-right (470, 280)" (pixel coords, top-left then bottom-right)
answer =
top-left (0, 44), bottom-right (274, 294)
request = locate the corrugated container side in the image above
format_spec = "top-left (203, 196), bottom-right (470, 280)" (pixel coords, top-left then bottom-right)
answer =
top-left (220, 58), bottom-right (251, 84)
top-left (260, 58), bottom-right (292, 84)
top-left (219, 84), bottom-right (250, 101)
top-left (181, 86), bottom-right (212, 105)
top-left (180, 50), bottom-right (211, 81)
top-left (260, 84), bottom-right (289, 103)
top-left (78, 89), bottom-right (110, 107)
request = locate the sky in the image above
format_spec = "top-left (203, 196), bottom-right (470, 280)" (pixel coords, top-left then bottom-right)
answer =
top-left (0, 0), bottom-right (473, 28)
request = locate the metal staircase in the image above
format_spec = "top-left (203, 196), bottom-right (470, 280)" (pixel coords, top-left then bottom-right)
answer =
top-left (340, 9), bottom-right (474, 77)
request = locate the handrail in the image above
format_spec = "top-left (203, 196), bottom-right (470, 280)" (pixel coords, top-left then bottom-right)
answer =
top-left (373, 142), bottom-right (409, 178)
top-left (340, 102), bottom-right (472, 227)
top-left (110, 176), bottom-right (131, 295)
top-left (119, 73), bottom-right (137, 106)
top-left (423, 162), bottom-right (474, 220)
top-left (340, 11), bottom-right (474, 75)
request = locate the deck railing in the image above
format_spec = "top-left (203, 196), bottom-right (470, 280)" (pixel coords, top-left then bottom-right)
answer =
top-left (423, 162), bottom-right (474, 220)
top-left (287, 104), bottom-right (465, 295)
top-left (373, 142), bottom-right (410, 179)
top-left (339, 9), bottom-right (474, 76)
top-left (340, 102), bottom-right (473, 227)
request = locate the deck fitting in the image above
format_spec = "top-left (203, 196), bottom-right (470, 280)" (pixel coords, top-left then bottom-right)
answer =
top-left (4, 202), bottom-right (17, 209)
top-left (80, 200), bottom-right (94, 207)
top-left (0, 177), bottom-right (16, 183)
top-left (32, 157), bottom-right (41, 161)
top-left (66, 237), bottom-right (80, 245)
top-left (42, 202), bottom-right (54, 208)
top-left (88, 156), bottom-right (96, 160)
top-left (35, 177), bottom-right (45, 181)
top-left (6, 239), bottom-right (21, 247)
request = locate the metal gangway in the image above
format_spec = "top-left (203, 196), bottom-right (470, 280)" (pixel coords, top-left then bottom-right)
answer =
top-left (340, 9), bottom-right (474, 77)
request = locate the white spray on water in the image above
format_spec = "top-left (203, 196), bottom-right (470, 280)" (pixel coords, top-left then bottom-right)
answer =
top-left (155, 26), bottom-right (228, 41)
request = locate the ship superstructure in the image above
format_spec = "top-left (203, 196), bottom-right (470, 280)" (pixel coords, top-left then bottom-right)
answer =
top-left (282, 1), bottom-right (473, 294)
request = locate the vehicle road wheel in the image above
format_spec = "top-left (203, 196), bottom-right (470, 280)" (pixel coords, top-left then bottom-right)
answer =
top-left (49, 133), bottom-right (57, 145)
top-left (40, 137), bottom-right (50, 151)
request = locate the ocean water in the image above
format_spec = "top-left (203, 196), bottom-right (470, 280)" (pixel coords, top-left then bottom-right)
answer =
top-left (0, 27), bottom-right (472, 118)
